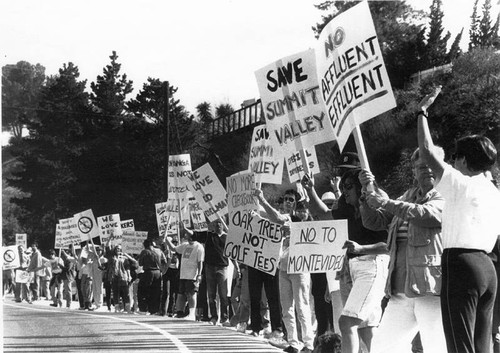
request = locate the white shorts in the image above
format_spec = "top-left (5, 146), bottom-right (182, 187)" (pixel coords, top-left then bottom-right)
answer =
top-left (341, 254), bottom-right (389, 326)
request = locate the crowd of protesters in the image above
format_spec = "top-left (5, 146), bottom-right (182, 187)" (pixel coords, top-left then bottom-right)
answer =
top-left (4, 92), bottom-right (500, 353)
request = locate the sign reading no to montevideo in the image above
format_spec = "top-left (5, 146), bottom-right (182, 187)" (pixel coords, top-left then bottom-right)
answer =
top-left (315, 0), bottom-right (396, 150)
top-left (74, 209), bottom-right (99, 242)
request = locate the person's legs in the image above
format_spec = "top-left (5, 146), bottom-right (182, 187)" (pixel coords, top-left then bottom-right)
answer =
top-left (248, 267), bottom-right (264, 333)
top-left (291, 273), bottom-right (314, 350)
top-left (216, 266), bottom-right (229, 322)
top-left (30, 275), bottom-right (40, 301)
top-left (148, 270), bottom-right (162, 314)
top-left (160, 273), bottom-right (169, 315)
top-left (280, 271), bottom-right (298, 349)
top-left (138, 271), bottom-right (153, 313)
top-left (371, 294), bottom-right (418, 353)
top-left (92, 272), bottom-right (103, 308)
top-left (103, 281), bottom-right (112, 310)
top-left (339, 315), bottom-right (363, 353)
top-left (264, 270), bottom-right (283, 333)
top-left (205, 265), bottom-right (218, 322)
top-left (62, 279), bottom-right (72, 307)
top-left (75, 275), bottom-right (84, 309)
top-left (414, 295), bottom-right (447, 353)
top-left (81, 274), bottom-right (93, 309)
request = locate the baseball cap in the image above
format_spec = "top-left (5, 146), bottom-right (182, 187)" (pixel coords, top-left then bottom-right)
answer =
top-left (321, 192), bottom-right (336, 203)
top-left (337, 152), bottom-right (360, 168)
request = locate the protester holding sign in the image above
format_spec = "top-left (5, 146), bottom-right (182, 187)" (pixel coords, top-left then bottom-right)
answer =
top-left (359, 147), bottom-right (446, 353)
top-left (14, 245), bottom-right (31, 303)
top-left (417, 87), bottom-right (500, 353)
top-left (304, 168), bottom-right (388, 353)
top-left (138, 238), bottom-right (166, 315)
top-left (60, 244), bottom-right (78, 309)
top-left (255, 188), bottom-right (314, 353)
top-left (164, 221), bottom-right (205, 321)
top-left (26, 242), bottom-right (47, 302)
top-left (48, 249), bottom-right (64, 308)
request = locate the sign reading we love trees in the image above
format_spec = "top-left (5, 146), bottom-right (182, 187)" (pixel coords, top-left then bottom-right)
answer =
top-left (255, 49), bottom-right (336, 154)
top-left (185, 163), bottom-right (228, 223)
top-left (315, 1), bottom-right (396, 150)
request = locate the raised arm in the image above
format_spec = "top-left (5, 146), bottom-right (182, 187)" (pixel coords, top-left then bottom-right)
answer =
top-left (253, 189), bottom-right (289, 224)
top-left (417, 86), bottom-right (446, 181)
top-left (301, 173), bottom-right (332, 219)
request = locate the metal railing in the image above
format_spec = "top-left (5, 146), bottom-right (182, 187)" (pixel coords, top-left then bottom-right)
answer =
top-left (208, 99), bottom-right (265, 139)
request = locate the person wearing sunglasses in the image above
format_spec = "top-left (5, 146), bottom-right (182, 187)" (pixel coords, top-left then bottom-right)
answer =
top-left (417, 87), bottom-right (500, 353)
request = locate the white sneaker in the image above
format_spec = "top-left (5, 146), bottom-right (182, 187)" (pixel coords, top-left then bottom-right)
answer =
top-left (268, 336), bottom-right (289, 349)
top-left (236, 322), bottom-right (248, 333)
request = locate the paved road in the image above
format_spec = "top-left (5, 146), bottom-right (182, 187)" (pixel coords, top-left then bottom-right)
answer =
top-left (3, 299), bottom-right (283, 353)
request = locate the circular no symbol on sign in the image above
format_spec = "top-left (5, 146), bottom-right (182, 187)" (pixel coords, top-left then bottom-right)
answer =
top-left (78, 217), bottom-right (93, 234)
top-left (4, 249), bottom-right (16, 263)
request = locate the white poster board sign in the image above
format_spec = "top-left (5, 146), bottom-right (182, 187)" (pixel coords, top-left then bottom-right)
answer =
top-left (74, 209), bottom-right (99, 242)
top-left (168, 154), bottom-right (192, 200)
top-left (155, 202), bottom-right (171, 238)
top-left (59, 217), bottom-right (82, 248)
top-left (255, 48), bottom-right (335, 154)
top-left (315, 1), bottom-right (396, 150)
top-left (225, 211), bottom-right (282, 275)
top-left (98, 214), bottom-right (122, 245)
top-left (247, 125), bottom-right (284, 185)
top-left (2, 245), bottom-right (21, 270)
top-left (15, 269), bottom-right (32, 283)
top-left (288, 220), bottom-right (348, 274)
top-left (189, 199), bottom-right (208, 232)
top-left (54, 224), bottom-right (65, 249)
top-left (186, 163), bottom-right (228, 223)
top-left (121, 231), bottom-right (148, 255)
top-left (15, 234), bottom-right (27, 248)
top-left (227, 171), bottom-right (260, 215)
top-left (285, 147), bottom-right (320, 183)
top-left (121, 219), bottom-right (135, 232)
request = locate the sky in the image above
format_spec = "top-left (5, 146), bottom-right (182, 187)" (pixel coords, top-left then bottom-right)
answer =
top-left (1, 0), bottom-right (499, 125)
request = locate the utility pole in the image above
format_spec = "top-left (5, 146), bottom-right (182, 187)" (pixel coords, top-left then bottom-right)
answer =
top-left (162, 81), bottom-right (170, 201)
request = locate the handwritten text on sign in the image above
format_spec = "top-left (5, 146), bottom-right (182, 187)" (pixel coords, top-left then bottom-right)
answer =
top-left (168, 154), bottom-right (192, 199)
top-left (225, 211), bottom-right (282, 275)
top-left (285, 147), bottom-right (320, 183)
top-left (288, 220), bottom-right (348, 274)
top-left (227, 171), bottom-right (259, 215)
top-left (98, 214), bottom-right (122, 244)
top-left (121, 231), bottom-right (148, 255)
top-left (248, 126), bottom-right (284, 185)
top-left (255, 49), bottom-right (335, 153)
top-left (186, 163), bottom-right (228, 223)
top-left (315, 1), bottom-right (396, 150)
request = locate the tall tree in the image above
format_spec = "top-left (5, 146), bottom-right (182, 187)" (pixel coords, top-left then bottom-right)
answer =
top-left (90, 51), bottom-right (133, 118)
top-left (479, 0), bottom-right (493, 47)
top-left (2, 61), bottom-right (45, 139)
top-left (6, 63), bottom-right (93, 248)
top-left (425, 0), bottom-right (451, 67)
top-left (469, 0), bottom-right (481, 49)
top-left (447, 28), bottom-right (464, 62)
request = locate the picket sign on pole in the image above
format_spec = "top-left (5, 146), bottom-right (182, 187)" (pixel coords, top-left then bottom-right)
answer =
top-left (352, 125), bottom-right (375, 192)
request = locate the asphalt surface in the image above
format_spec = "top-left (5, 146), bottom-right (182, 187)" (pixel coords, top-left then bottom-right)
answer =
top-left (2, 296), bottom-right (283, 353)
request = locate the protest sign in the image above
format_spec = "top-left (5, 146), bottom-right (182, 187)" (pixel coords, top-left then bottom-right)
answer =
top-left (121, 219), bottom-right (135, 232)
top-left (121, 231), bottom-right (148, 255)
top-left (98, 214), bottom-right (122, 245)
top-left (189, 199), bottom-right (208, 232)
top-left (74, 209), bottom-right (99, 242)
top-left (247, 125), bottom-right (284, 185)
top-left (227, 171), bottom-right (259, 215)
top-left (315, 1), bottom-right (396, 151)
top-left (2, 245), bottom-right (21, 270)
top-left (225, 211), bottom-right (282, 275)
top-left (54, 224), bottom-right (65, 249)
top-left (168, 154), bottom-right (192, 199)
top-left (59, 217), bottom-right (81, 248)
top-left (186, 163), bottom-right (228, 223)
top-left (155, 202), bottom-right (171, 238)
top-left (255, 48), bottom-right (335, 154)
top-left (15, 269), bottom-right (32, 283)
top-left (15, 234), bottom-right (27, 248)
top-left (285, 147), bottom-right (320, 183)
top-left (288, 220), bottom-right (348, 274)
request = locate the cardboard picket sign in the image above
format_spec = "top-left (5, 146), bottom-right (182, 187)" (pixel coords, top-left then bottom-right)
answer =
top-left (285, 147), bottom-right (320, 183)
top-left (226, 171), bottom-right (260, 215)
top-left (185, 163), bottom-right (228, 223)
top-left (247, 125), bottom-right (284, 185)
top-left (98, 213), bottom-right (123, 245)
top-left (74, 209), bottom-right (100, 243)
top-left (168, 154), bottom-right (192, 200)
top-left (189, 198), bottom-right (208, 232)
top-left (58, 217), bottom-right (82, 249)
top-left (121, 231), bottom-right (148, 255)
top-left (255, 48), bottom-right (336, 154)
top-left (15, 234), bottom-right (27, 248)
top-left (120, 219), bottom-right (135, 232)
top-left (225, 211), bottom-right (282, 275)
top-left (15, 269), bottom-right (32, 283)
top-left (155, 202), bottom-right (170, 238)
top-left (2, 245), bottom-right (21, 270)
top-left (54, 224), bottom-right (65, 249)
top-left (288, 220), bottom-right (348, 274)
top-left (315, 1), bottom-right (396, 151)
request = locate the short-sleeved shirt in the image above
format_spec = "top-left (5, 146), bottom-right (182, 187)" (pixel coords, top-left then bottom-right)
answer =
top-left (175, 241), bottom-right (205, 280)
top-left (195, 231), bottom-right (228, 267)
top-left (436, 165), bottom-right (500, 252)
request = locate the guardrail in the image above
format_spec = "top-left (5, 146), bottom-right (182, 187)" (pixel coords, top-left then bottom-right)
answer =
top-left (208, 100), bottom-right (265, 139)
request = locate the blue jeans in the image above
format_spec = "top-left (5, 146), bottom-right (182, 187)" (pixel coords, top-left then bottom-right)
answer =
top-left (205, 264), bottom-right (229, 322)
